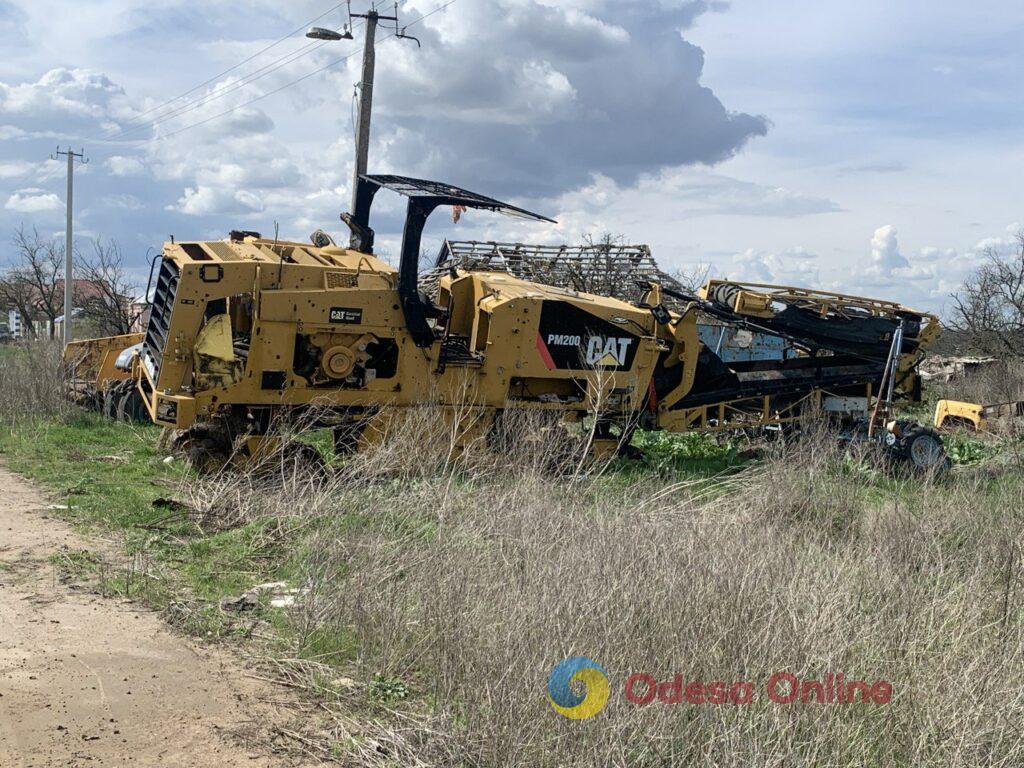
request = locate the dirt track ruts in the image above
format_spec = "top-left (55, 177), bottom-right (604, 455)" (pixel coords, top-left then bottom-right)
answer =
top-left (0, 465), bottom-right (304, 767)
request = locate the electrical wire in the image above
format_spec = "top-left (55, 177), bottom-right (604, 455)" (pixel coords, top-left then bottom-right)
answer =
top-left (99, 1), bottom-right (352, 140)
top-left (148, 49), bottom-right (361, 141)
top-left (101, 18), bottom-right (367, 142)
top-left (104, 0), bottom-right (414, 143)
top-left (133, 0), bottom-right (457, 145)
top-left (101, 26), bottom-right (363, 142)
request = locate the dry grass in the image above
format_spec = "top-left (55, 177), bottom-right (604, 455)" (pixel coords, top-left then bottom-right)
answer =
top-left (178, 412), bottom-right (1024, 767)
top-left (0, 339), bottom-right (72, 423)
top-left (936, 359), bottom-right (1024, 410)
top-left (3, 337), bottom-right (1021, 765)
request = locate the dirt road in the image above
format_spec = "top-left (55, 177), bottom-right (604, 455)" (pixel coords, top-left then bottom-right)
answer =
top-left (0, 466), bottom-right (303, 767)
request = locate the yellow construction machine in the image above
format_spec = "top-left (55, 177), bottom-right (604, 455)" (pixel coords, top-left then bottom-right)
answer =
top-left (934, 399), bottom-right (1024, 432)
top-left (65, 174), bottom-right (945, 470)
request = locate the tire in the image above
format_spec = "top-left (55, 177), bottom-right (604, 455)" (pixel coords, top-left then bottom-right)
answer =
top-left (116, 386), bottom-right (146, 423)
top-left (901, 428), bottom-right (950, 472)
top-left (132, 391), bottom-right (150, 422)
top-left (186, 436), bottom-right (232, 474)
top-left (115, 389), bottom-right (132, 422)
top-left (173, 424), bottom-right (233, 473)
top-left (102, 386), bottom-right (118, 420)
top-left (104, 381), bottom-right (129, 421)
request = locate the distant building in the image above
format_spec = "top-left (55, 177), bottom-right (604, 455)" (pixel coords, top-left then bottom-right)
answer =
top-left (52, 308), bottom-right (86, 340)
top-left (4, 279), bottom-right (111, 338)
top-left (130, 296), bottom-right (151, 333)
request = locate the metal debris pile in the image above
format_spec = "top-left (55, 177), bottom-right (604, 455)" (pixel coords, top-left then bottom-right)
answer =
top-left (422, 240), bottom-right (689, 308)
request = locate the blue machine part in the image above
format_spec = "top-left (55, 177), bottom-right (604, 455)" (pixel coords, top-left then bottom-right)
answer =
top-left (697, 323), bottom-right (797, 363)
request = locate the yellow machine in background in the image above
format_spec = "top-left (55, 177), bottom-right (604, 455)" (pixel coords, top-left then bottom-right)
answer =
top-left (63, 332), bottom-right (144, 416)
top-left (65, 174), bottom-right (945, 469)
top-left (935, 399), bottom-right (1024, 431)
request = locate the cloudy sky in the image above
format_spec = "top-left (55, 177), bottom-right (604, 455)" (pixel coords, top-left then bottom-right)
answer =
top-left (0, 0), bottom-right (1021, 313)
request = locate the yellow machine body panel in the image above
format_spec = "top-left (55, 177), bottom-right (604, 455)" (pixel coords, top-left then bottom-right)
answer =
top-left (64, 333), bottom-right (144, 393)
top-left (934, 400), bottom-right (986, 430)
top-left (935, 399), bottom-right (1024, 432)
top-left (133, 237), bottom-right (682, 433)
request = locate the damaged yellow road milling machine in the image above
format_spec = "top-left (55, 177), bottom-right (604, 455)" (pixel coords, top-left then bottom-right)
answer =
top-left (65, 175), bottom-right (945, 470)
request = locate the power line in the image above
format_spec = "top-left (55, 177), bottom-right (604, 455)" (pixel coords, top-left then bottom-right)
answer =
top-left (133, 0), bottom-right (456, 145)
top-left (100, 1), bottom-right (352, 140)
top-left (138, 1), bottom-right (418, 139)
top-left (151, 49), bottom-right (361, 141)
top-left (101, 23), bottom-right (364, 142)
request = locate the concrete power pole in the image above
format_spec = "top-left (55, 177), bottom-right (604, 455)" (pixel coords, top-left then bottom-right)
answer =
top-left (348, 10), bottom-right (387, 214)
top-left (309, 5), bottom-right (419, 214)
top-left (52, 147), bottom-right (88, 346)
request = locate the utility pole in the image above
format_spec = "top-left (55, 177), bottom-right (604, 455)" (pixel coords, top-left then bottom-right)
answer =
top-left (307, 4), bottom-right (418, 214)
top-left (348, 9), bottom-right (390, 214)
top-left (52, 147), bottom-right (88, 346)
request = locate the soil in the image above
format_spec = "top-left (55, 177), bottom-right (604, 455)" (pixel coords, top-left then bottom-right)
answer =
top-left (0, 465), bottom-right (309, 767)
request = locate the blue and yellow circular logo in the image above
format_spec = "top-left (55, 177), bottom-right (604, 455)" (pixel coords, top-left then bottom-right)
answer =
top-left (547, 657), bottom-right (610, 720)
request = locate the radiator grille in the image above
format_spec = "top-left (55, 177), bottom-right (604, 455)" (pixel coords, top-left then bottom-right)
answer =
top-left (142, 259), bottom-right (180, 382)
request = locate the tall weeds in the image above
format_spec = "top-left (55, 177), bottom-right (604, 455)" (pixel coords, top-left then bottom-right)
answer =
top-left (938, 359), bottom-right (1024, 409)
top-left (0, 339), bottom-right (73, 423)
top-left (181, 411), bottom-right (1024, 767)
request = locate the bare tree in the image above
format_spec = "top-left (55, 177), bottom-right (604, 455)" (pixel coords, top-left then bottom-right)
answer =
top-left (1, 228), bottom-right (142, 339)
top-left (574, 232), bottom-right (653, 300)
top-left (0, 226), bottom-right (68, 337)
top-left (669, 262), bottom-right (714, 293)
top-left (75, 238), bottom-right (143, 336)
top-left (950, 231), bottom-right (1024, 355)
top-left (0, 267), bottom-right (43, 337)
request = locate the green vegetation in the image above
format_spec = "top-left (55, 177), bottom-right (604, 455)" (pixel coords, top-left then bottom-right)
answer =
top-left (4, 342), bottom-right (1024, 765)
top-left (630, 429), bottom-right (741, 474)
top-left (0, 413), bottom-right (298, 641)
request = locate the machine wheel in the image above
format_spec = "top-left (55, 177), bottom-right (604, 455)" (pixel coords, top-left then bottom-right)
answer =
top-left (102, 385), bottom-right (119, 420)
top-left (901, 428), bottom-right (950, 472)
top-left (186, 439), bottom-right (232, 473)
top-left (242, 438), bottom-right (328, 480)
top-left (116, 386), bottom-right (146, 423)
top-left (103, 380), bottom-right (133, 421)
top-left (173, 425), bottom-right (234, 473)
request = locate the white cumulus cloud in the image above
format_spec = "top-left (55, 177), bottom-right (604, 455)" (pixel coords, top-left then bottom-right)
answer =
top-left (107, 155), bottom-right (145, 177)
top-left (170, 186), bottom-right (265, 216)
top-left (5, 188), bottom-right (62, 213)
top-left (728, 247), bottom-right (820, 285)
top-left (0, 160), bottom-right (35, 179)
top-left (867, 225), bottom-right (910, 276)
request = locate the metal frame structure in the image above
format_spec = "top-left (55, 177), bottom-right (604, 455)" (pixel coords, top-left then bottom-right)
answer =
top-left (701, 279), bottom-right (923, 321)
top-left (427, 240), bottom-right (672, 303)
top-left (348, 176), bottom-right (555, 347)
top-left (666, 385), bottom-right (876, 433)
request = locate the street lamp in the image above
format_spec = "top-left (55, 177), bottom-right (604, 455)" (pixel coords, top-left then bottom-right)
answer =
top-left (306, 26), bottom-right (353, 41)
